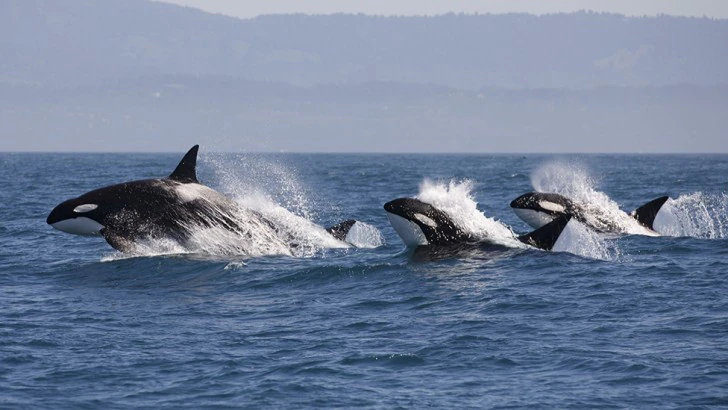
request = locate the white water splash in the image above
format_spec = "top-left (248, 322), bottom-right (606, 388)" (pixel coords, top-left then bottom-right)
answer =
top-left (345, 222), bottom-right (386, 249)
top-left (531, 161), bottom-right (654, 236)
top-left (206, 153), bottom-right (317, 220)
top-left (653, 193), bottom-right (728, 239)
top-left (416, 179), bottom-right (525, 248)
top-left (551, 219), bottom-right (620, 261)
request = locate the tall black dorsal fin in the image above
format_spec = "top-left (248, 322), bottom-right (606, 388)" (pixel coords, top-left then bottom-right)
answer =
top-left (169, 145), bottom-right (199, 183)
top-left (631, 196), bottom-right (669, 230)
top-left (517, 215), bottom-right (572, 251)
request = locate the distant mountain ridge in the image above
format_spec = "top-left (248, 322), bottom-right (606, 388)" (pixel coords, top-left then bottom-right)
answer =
top-left (2, 0), bottom-right (727, 88)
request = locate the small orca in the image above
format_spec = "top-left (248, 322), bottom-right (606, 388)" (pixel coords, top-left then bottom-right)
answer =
top-left (510, 192), bottom-right (669, 235)
top-left (47, 145), bottom-right (364, 253)
top-left (384, 197), bottom-right (571, 252)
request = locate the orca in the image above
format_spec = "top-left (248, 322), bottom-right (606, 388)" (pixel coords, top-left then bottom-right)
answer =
top-left (509, 192), bottom-right (669, 234)
top-left (384, 197), bottom-right (571, 252)
top-left (47, 145), bottom-right (364, 253)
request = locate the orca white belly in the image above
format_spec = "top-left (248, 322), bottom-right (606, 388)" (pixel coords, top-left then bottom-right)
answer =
top-left (386, 212), bottom-right (429, 247)
top-left (51, 217), bottom-right (104, 236)
top-left (513, 208), bottom-right (555, 230)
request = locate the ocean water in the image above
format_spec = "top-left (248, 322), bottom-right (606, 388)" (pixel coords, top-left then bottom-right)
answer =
top-left (1, 152), bottom-right (727, 408)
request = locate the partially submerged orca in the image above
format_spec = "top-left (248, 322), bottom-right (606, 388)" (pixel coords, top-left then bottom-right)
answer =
top-left (384, 197), bottom-right (572, 252)
top-left (510, 192), bottom-right (669, 235)
top-left (47, 145), bottom-right (363, 253)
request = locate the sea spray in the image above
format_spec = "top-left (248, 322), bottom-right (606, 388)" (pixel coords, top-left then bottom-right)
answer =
top-left (654, 192), bottom-right (728, 239)
top-left (416, 179), bottom-right (522, 248)
top-left (204, 153), bottom-right (316, 221)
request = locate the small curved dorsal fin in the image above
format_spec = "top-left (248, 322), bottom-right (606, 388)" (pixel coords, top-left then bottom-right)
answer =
top-left (169, 145), bottom-right (199, 183)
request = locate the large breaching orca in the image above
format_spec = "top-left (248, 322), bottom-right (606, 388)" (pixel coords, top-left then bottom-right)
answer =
top-left (509, 192), bottom-right (669, 235)
top-left (47, 145), bottom-right (364, 253)
top-left (384, 197), bottom-right (572, 252)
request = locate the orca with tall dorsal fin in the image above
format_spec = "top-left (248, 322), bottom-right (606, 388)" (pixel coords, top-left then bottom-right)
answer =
top-left (383, 197), bottom-right (572, 252)
top-left (47, 145), bottom-right (366, 253)
top-left (509, 191), bottom-right (670, 235)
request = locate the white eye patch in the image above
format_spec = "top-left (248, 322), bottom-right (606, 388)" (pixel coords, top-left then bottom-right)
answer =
top-left (539, 201), bottom-right (566, 213)
top-left (414, 213), bottom-right (438, 227)
top-left (73, 204), bottom-right (98, 213)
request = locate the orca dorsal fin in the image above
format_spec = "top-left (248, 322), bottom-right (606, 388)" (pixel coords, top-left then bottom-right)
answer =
top-left (169, 145), bottom-right (199, 183)
top-left (517, 215), bottom-right (572, 251)
top-left (326, 219), bottom-right (358, 241)
top-left (631, 196), bottom-right (669, 230)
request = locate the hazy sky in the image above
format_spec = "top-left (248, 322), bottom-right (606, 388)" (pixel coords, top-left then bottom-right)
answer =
top-left (157, 0), bottom-right (728, 19)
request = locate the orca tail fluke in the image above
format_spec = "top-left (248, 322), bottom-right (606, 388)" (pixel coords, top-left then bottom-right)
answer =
top-left (326, 219), bottom-right (358, 242)
top-left (517, 215), bottom-right (572, 251)
top-left (631, 196), bottom-right (670, 230)
top-left (169, 145), bottom-right (199, 183)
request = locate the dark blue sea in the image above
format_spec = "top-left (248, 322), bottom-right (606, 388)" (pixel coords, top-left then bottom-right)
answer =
top-left (2, 152), bottom-right (727, 408)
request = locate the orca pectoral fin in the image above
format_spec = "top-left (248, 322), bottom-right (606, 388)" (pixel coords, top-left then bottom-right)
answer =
top-left (169, 145), bottom-right (199, 183)
top-left (631, 196), bottom-right (670, 230)
top-left (326, 219), bottom-right (358, 241)
top-left (101, 229), bottom-right (136, 253)
top-left (517, 215), bottom-right (572, 251)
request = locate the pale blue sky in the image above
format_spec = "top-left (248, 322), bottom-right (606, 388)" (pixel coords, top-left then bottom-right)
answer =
top-left (157, 0), bottom-right (728, 19)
